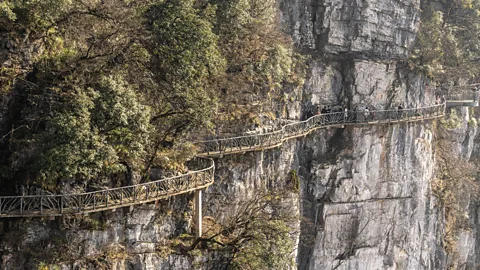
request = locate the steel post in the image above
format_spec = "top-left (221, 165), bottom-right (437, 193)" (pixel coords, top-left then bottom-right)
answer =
top-left (194, 189), bottom-right (203, 238)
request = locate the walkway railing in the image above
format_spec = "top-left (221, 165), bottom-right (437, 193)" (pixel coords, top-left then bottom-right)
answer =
top-left (0, 102), bottom-right (447, 217)
top-left (0, 158), bottom-right (215, 217)
top-left (440, 84), bottom-right (480, 107)
top-left (195, 103), bottom-right (446, 157)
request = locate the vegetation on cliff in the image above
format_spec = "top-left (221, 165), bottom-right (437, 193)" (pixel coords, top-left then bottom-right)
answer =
top-left (0, 0), bottom-right (304, 191)
top-left (412, 0), bottom-right (480, 83)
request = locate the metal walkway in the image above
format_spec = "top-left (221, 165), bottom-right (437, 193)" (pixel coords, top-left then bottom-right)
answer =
top-left (195, 103), bottom-right (446, 157)
top-left (0, 95), bottom-right (472, 219)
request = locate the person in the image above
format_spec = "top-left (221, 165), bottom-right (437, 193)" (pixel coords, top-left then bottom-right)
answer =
top-left (364, 107), bottom-right (369, 122)
top-left (415, 106), bottom-right (420, 116)
top-left (344, 106), bottom-right (348, 122)
top-left (321, 106), bottom-right (327, 114)
top-left (370, 107), bottom-right (376, 121)
top-left (398, 105), bottom-right (403, 119)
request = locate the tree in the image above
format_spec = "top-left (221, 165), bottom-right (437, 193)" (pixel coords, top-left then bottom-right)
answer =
top-left (412, 0), bottom-right (480, 84)
top-left (145, 0), bottom-right (225, 133)
top-left (433, 124), bottom-right (478, 259)
top-left (7, 75), bottom-right (152, 190)
top-left (192, 190), bottom-right (298, 269)
top-left (0, 0), bottom-right (156, 190)
top-left (210, 0), bottom-right (306, 131)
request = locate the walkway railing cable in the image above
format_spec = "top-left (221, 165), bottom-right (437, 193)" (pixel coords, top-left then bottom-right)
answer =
top-left (195, 103), bottom-right (446, 157)
top-left (0, 102), bottom-right (447, 217)
top-left (0, 158), bottom-right (214, 217)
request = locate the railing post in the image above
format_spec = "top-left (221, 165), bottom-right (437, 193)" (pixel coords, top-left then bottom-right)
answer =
top-left (93, 194), bottom-right (96, 210)
top-left (194, 188), bottom-right (203, 238)
top-left (77, 195), bottom-right (81, 213)
top-left (60, 196), bottom-right (63, 214)
top-left (40, 191), bottom-right (43, 214)
top-left (106, 190), bottom-right (109, 208)
top-left (20, 186), bottom-right (25, 214)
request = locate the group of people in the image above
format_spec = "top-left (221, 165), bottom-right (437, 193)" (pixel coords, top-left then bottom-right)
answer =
top-left (311, 104), bottom-right (409, 123)
top-left (315, 105), bottom-right (377, 121)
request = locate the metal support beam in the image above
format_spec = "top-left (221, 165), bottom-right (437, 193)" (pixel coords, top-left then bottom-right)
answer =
top-left (194, 189), bottom-right (203, 238)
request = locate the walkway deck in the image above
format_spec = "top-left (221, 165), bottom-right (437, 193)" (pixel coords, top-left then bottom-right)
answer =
top-left (195, 104), bottom-right (445, 157)
top-left (446, 100), bottom-right (479, 107)
top-left (0, 100), bottom-right (460, 218)
top-left (0, 159), bottom-right (214, 217)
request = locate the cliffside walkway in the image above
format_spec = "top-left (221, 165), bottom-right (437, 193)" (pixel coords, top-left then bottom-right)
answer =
top-left (195, 103), bottom-right (446, 157)
top-left (0, 103), bottom-right (446, 219)
top-left (0, 159), bottom-right (214, 218)
top-left (441, 84), bottom-right (480, 107)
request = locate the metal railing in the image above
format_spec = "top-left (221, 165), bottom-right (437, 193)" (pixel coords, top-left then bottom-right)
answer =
top-left (0, 102), bottom-right (449, 217)
top-left (194, 103), bottom-right (446, 156)
top-left (439, 84), bottom-right (480, 107)
top-left (0, 158), bottom-right (215, 217)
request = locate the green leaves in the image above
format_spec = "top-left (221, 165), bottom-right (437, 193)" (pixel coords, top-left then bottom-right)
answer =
top-left (146, 0), bottom-right (226, 135)
top-left (21, 75), bottom-right (152, 188)
top-left (1, 0), bottom-right (73, 32)
top-left (412, 1), bottom-right (480, 82)
top-left (1, 0), bottom-right (305, 189)
top-left (0, 2), bottom-right (16, 21)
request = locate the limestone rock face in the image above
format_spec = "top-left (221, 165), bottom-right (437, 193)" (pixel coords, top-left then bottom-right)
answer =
top-left (279, 0), bottom-right (420, 58)
top-left (297, 124), bottom-right (441, 269)
top-left (2, 0), bottom-right (479, 269)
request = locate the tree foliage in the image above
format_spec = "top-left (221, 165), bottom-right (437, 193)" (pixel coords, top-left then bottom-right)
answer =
top-left (146, 0), bottom-right (225, 134)
top-left (412, 0), bottom-right (480, 83)
top-left (0, 0), bottom-right (305, 191)
top-left (8, 75), bottom-right (152, 189)
top-left (210, 0), bottom-right (305, 130)
top-left (192, 190), bottom-right (298, 269)
top-left (434, 125), bottom-right (478, 257)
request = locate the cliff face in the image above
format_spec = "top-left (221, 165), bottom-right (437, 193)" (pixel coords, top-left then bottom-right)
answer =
top-left (276, 0), bottom-right (480, 268)
top-left (279, 0), bottom-right (420, 58)
top-left (0, 0), bottom-right (478, 269)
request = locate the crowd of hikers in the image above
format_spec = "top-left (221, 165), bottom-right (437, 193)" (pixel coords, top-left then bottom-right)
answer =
top-left (306, 95), bottom-right (446, 124)
top-left (305, 104), bottom-right (413, 124)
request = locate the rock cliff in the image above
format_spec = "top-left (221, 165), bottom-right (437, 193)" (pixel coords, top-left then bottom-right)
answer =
top-left (0, 0), bottom-right (479, 269)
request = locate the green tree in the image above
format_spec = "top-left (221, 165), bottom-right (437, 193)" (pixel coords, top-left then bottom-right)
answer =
top-left (146, 0), bottom-right (225, 133)
top-left (1, 0), bottom-right (156, 189)
top-left (412, 0), bottom-right (480, 83)
top-left (9, 75), bottom-right (152, 189)
top-left (192, 190), bottom-right (298, 269)
top-left (211, 0), bottom-right (305, 130)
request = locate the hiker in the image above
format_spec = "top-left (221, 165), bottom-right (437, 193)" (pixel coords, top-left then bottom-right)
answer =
top-left (370, 107), bottom-right (376, 120)
top-left (364, 107), bottom-right (370, 122)
top-left (321, 107), bottom-right (327, 114)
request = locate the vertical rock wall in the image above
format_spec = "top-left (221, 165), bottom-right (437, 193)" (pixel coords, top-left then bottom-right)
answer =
top-left (276, 0), bottom-right (449, 269)
top-left (1, 0), bottom-right (478, 269)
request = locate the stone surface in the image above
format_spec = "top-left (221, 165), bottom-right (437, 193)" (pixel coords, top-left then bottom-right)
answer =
top-left (279, 0), bottom-right (421, 58)
top-left (1, 0), bottom-right (479, 269)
